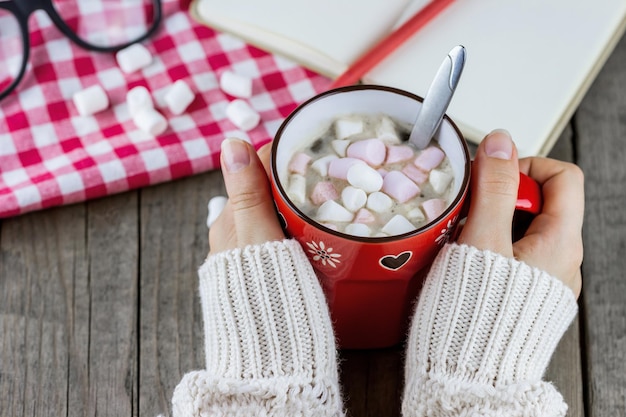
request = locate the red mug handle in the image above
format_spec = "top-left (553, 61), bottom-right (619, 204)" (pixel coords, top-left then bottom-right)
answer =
top-left (517, 172), bottom-right (542, 215)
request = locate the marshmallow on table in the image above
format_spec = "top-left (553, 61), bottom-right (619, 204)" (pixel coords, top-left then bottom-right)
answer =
top-left (207, 196), bottom-right (228, 228)
top-left (133, 107), bottom-right (168, 136)
top-left (165, 80), bottom-right (195, 115)
top-left (116, 43), bottom-right (152, 74)
top-left (382, 214), bottom-right (415, 235)
top-left (127, 86), bottom-right (153, 117)
top-left (73, 85), bottom-right (109, 116)
top-left (226, 99), bottom-right (260, 131)
top-left (219, 70), bottom-right (253, 98)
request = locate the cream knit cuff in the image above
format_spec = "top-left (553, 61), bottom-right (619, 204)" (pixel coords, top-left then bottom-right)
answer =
top-left (402, 243), bottom-right (578, 417)
top-left (172, 239), bottom-right (344, 417)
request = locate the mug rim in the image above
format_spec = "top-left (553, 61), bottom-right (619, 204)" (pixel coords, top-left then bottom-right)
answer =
top-left (270, 84), bottom-right (471, 243)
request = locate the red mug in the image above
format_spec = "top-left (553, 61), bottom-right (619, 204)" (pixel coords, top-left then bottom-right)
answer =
top-left (270, 85), bottom-right (541, 349)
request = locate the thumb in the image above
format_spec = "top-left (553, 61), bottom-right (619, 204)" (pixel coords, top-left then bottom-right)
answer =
top-left (220, 138), bottom-right (285, 246)
top-left (457, 129), bottom-right (520, 256)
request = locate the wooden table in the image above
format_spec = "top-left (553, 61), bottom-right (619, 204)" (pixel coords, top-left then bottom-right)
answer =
top-left (2, 33), bottom-right (625, 417)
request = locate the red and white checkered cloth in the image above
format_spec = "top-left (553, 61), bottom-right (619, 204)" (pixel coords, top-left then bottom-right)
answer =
top-left (0, 0), bottom-right (331, 218)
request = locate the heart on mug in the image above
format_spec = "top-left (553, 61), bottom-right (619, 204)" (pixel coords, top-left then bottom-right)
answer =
top-left (379, 251), bottom-right (412, 271)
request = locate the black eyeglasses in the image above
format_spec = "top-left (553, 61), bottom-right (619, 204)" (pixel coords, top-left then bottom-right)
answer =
top-left (0, 0), bottom-right (162, 101)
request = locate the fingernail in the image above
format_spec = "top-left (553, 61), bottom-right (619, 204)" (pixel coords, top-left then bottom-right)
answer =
top-left (221, 138), bottom-right (250, 172)
top-left (485, 129), bottom-right (514, 160)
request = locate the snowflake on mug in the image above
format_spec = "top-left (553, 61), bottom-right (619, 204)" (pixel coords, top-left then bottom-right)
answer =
top-left (435, 216), bottom-right (458, 246)
top-left (306, 241), bottom-right (342, 268)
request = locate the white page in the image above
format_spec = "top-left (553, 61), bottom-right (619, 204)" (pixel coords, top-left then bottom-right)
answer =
top-left (196, 0), bottom-right (411, 73)
top-left (366, 0), bottom-right (626, 156)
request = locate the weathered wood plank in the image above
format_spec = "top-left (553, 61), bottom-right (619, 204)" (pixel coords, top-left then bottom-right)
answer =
top-left (0, 192), bottom-right (139, 417)
top-left (0, 205), bottom-right (87, 417)
top-left (544, 123), bottom-right (585, 417)
top-left (575, 31), bottom-right (626, 417)
top-left (138, 169), bottom-right (226, 417)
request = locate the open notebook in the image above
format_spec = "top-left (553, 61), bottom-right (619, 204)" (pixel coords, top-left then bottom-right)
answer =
top-left (192, 0), bottom-right (626, 156)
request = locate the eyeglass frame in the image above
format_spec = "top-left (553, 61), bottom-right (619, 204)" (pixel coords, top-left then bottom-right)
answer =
top-left (0, 0), bottom-right (163, 101)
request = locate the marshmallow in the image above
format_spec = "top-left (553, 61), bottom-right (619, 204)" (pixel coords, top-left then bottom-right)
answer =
top-left (288, 152), bottom-right (311, 175)
top-left (366, 191), bottom-right (393, 213)
top-left (376, 115), bottom-right (401, 143)
top-left (382, 171), bottom-right (421, 203)
top-left (354, 208), bottom-right (375, 224)
top-left (429, 169), bottom-right (453, 194)
top-left (421, 198), bottom-right (447, 221)
top-left (207, 196), bottom-right (227, 228)
top-left (287, 174), bottom-right (306, 204)
top-left (347, 138), bottom-right (386, 167)
top-left (328, 157), bottom-right (364, 181)
top-left (335, 118), bottom-right (363, 140)
top-left (310, 181), bottom-right (339, 206)
top-left (407, 207), bottom-right (425, 222)
top-left (226, 99), bottom-right (260, 131)
top-left (127, 86), bottom-right (153, 117)
top-left (402, 163), bottom-right (429, 185)
top-left (345, 223), bottom-right (371, 237)
top-left (331, 139), bottom-right (351, 157)
top-left (311, 155), bottom-right (338, 177)
top-left (165, 80), bottom-right (195, 115)
top-left (381, 214), bottom-right (415, 236)
top-left (73, 85), bottom-right (109, 116)
top-left (316, 200), bottom-right (354, 223)
top-left (133, 107), bottom-right (168, 136)
top-left (341, 186), bottom-right (367, 212)
top-left (347, 163), bottom-right (383, 193)
top-left (386, 145), bottom-right (415, 164)
top-left (116, 43), bottom-right (152, 74)
top-left (414, 146), bottom-right (445, 171)
top-left (219, 70), bottom-right (253, 98)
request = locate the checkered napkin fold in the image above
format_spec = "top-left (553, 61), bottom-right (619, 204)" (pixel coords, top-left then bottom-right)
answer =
top-left (0, 0), bottom-right (331, 218)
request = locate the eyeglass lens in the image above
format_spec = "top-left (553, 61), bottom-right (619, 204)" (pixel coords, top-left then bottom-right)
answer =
top-left (0, 9), bottom-right (24, 94)
top-left (51, 0), bottom-right (158, 48)
top-left (1, 0), bottom-right (158, 98)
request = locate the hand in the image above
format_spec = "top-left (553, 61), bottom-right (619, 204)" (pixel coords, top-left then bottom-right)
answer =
top-left (208, 138), bottom-right (284, 254)
top-left (457, 130), bottom-right (584, 297)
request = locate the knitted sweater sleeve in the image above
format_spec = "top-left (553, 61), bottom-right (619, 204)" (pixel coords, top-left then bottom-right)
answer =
top-left (171, 239), bottom-right (344, 417)
top-left (402, 243), bottom-right (578, 417)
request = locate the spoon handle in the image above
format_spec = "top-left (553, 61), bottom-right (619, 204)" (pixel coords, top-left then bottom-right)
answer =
top-left (409, 45), bottom-right (466, 149)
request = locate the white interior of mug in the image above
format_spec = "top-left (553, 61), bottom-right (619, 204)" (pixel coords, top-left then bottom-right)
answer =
top-left (275, 87), bottom-right (468, 206)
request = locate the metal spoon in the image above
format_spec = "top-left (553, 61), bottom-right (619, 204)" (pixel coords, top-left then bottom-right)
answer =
top-left (408, 45), bottom-right (466, 149)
